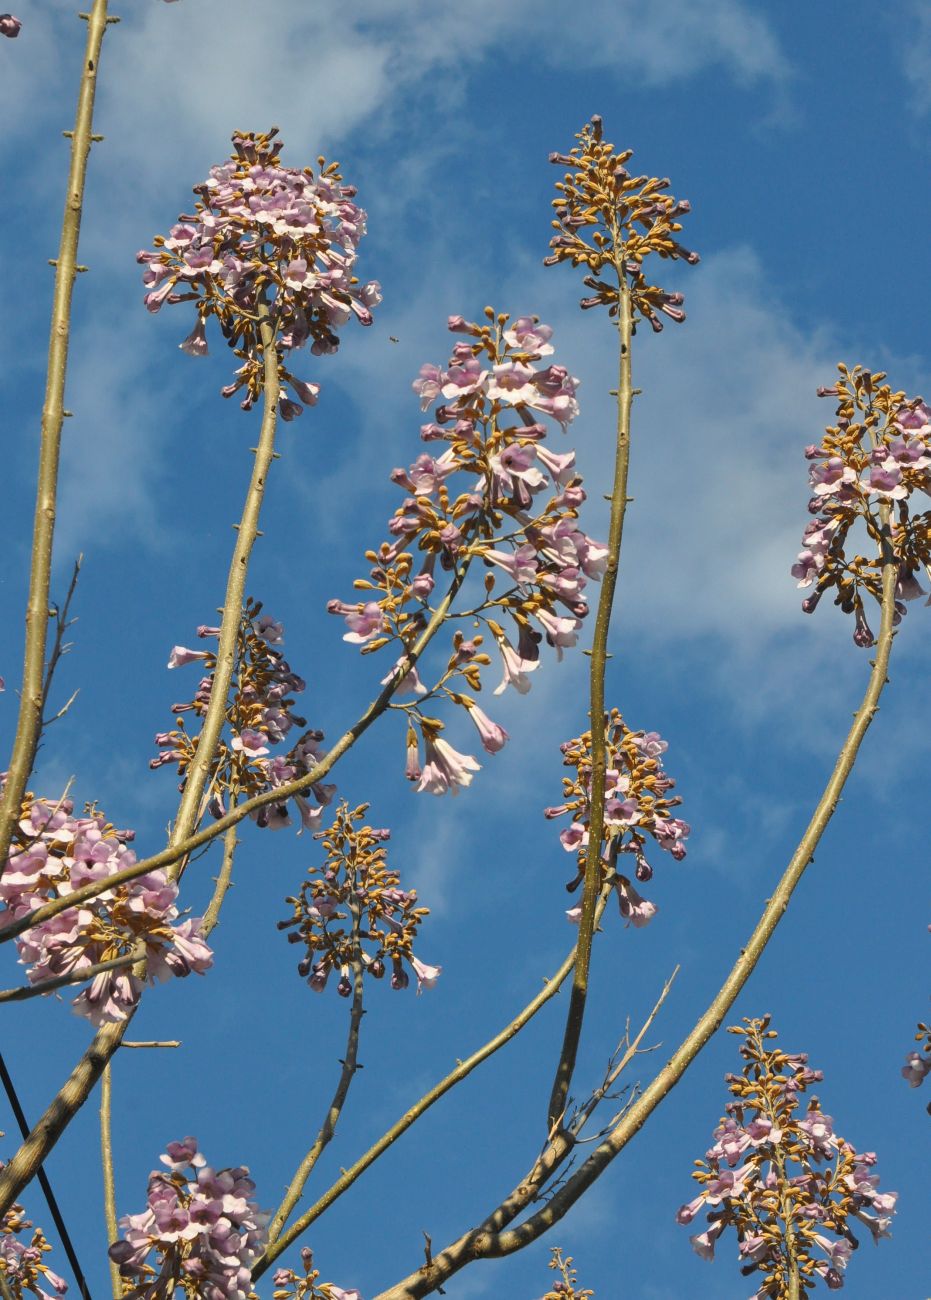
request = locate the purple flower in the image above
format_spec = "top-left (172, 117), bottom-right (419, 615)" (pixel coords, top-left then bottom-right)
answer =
top-left (0, 15), bottom-right (22, 38)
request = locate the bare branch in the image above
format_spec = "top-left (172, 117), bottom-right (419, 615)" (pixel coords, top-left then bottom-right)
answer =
top-left (0, 0), bottom-right (111, 878)
top-left (100, 1062), bottom-right (121, 1300)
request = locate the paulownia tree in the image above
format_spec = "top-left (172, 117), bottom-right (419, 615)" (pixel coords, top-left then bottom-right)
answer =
top-left (0, 6), bottom-right (925, 1300)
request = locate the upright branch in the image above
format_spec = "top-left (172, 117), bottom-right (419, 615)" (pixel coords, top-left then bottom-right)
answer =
top-left (0, 0), bottom-right (112, 877)
top-left (542, 115), bottom-right (697, 1129)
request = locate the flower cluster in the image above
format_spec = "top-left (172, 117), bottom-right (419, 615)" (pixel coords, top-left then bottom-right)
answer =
top-left (0, 1178), bottom-right (67, 1300)
top-left (791, 367), bottom-right (931, 645)
top-left (0, 796), bottom-right (212, 1025)
top-left (272, 1248), bottom-right (362, 1300)
top-left (0, 14), bottom-right (21, 38)
top-left (329, 310), bottom-right (606, 794)
top-left (109, 1138), bottom-right (269, 1297)
top-left (545, 711), bottom-right (689, 927)
top-left (278, 801), bottom-right (439, 995)
top-left (678, 1017), bottom-right (897, 1296)
top-left (538, 1248), bottom-right (594, 1300)
top-left (138, 128), bottom-right (379, 419)
top-left (152, 600), bottom-right (335, 832)
top-left (545, 115), bottom-right (697, 330)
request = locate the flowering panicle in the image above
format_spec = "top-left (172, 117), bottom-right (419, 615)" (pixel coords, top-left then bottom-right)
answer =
top-left (537, 1248), bottom-right (593, 1300)
top-left (108, 1138), bottom-right (269, 1297)
top-left (0, 795), bottom-right (212, 1026)
top-left (152, 600), bottom-right (334, 832)
top-left (791, 368), bottom-right (931, 645)
top-left (278, 801), bottom-right (439, 995)
top-left (545, 115), bottom-right (697, 331)
top-left (0, 1174), bottom-right (67, 1300)
top-left (678, 1017), bottom-right (898, 1296)
top-left (545, 711), bottom-right (689, 927)
top-left (273, 1248), bottom-right (362, 1300)
top-left (137, 128), bottom-right (379, 418)
top-left (329, 309), bottom-right (606, 794)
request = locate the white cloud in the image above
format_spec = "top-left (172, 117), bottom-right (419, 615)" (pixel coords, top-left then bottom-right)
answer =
top-left (902, 1), bottom-right (931, 115)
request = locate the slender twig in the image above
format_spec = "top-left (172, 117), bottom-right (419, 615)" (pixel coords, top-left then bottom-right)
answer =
top-left (0, 1270), bottom-right (14, 1300)
top-left (252, 886), bottom-right (613, 1277)
top-left (0, 1), bottom-right (111, 880)
top-left (370, 527), bottom-right (899, 1300)
top-left (0, 1053), bottom-right (93, 1300)
top-left (201, 824), bottom-right (239, 937)
top-left (266, 900), bottom-right (367, 1243)
top-left (570, 965), bottom-right (678, 1136)
top-left (0, 944), bottom-right (143, 1005)
top-left (40, 555), bottom-right (83, 727)
top-left (119, 1041), bottom-right (180, 1050)
top-left (99, 1063), bottom-right (121, 1300)
top-left (547, 261), bottom-right (633, 1132)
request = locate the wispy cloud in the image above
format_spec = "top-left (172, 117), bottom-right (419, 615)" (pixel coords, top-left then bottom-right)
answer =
top-left (901, 1), bottom-right (931, 115)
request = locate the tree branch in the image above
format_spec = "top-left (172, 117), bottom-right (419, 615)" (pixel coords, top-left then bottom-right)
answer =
top-left (0, 0), bottom-right (111, 879)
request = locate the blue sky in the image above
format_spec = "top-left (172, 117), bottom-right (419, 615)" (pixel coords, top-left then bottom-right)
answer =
top-left (1, 1), bottom-right (929, 1296)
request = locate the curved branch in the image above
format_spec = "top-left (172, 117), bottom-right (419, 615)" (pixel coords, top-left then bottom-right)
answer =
top-left (372, 526), bottom-right (898, 1299)
top-left (0, 1), bottom-right (112, 879)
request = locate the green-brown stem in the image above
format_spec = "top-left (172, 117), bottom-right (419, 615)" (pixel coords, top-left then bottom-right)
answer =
top-left (168, 302), bottom-right (280, 876)
top-left (100, 1062), bottom-right (121, 1300)
top-left (266, 900), bottom-right (366, 1243)
top-left (371, 519), bottom-right (897, 1299)
top-left (547, 266), bottom-right (633, 1131)
top-left (201, 823), bottom-right (239, 937)
top-left (0, 2), bottom-right (111, 879)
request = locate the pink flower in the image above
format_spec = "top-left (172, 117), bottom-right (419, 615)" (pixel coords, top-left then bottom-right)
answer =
top-left (410, 956), bottom-right (442, 992)
top-left (492, 633), bottom-right (538, 696)
top-left (463, 700), bottom-right (509, 754)
top-left (614, 875), bottom-right (657, 927)
top-left (167, 645), bottom-right (210, 668)
top-left (341, 601), bottom-right (385, 644)
top-left (503, 316), bottom-right (554, 356)
top-left (231, 728), bottom-right (270, 758)
top-left (416, 736), bottom-right (481, 796)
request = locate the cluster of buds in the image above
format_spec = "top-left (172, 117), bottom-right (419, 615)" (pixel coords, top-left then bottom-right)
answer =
top-left (538, 1248), bottom-right (594, 1300)
top-left (545, 115), bottom-right (697, 330)
top-left (0, 795), bottom-right (212, 1025)
top-left (138, 128), bottom-right (380, 419)
top-left (152, 601), bottom-right (335, 832)
top-left (902, 1019), bottom-right (931, 1092)
top-left (678, 1017), bottom-right (897, 1296)
top-left (545, 711), bottom-right (689, 927)
top-left (791, 368), bottom-right (931, 646)
top-left (0, 1177), bottom-right (67, 1300)
top-left (109, 1138), bottom-right (269, 1296)
top-left (278, 802), bottom-right (439, 995)
top-left (0, 14), bottom-right (21, 37)
top-left (329, 311), bottom-right (606, 794)
top-left (272, 1248), bottom-right (362, 1300)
